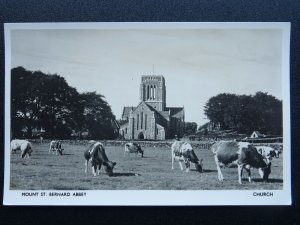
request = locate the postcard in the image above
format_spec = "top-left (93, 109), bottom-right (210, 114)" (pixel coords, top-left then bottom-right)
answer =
top-left (4, 22), bottom-right (291, 205)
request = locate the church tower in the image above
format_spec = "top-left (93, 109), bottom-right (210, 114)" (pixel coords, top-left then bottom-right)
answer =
top-left (140, 75), bottom-right (166, 111)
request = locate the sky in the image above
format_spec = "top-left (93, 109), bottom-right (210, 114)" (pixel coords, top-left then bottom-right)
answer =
top-left (10, 26), bottom-right (284, 127)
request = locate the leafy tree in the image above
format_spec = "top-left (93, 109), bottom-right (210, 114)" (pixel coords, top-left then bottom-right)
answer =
top-left (184, 122), bottom-right (198, 136)
top-left (80, 92), bottom-right (117, 139)
top-left (11, 67), bottom-right (118, 139)
top-left (204, 92), bottom-right (282, 135)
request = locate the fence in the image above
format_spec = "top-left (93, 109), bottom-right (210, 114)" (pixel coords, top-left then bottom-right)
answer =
top-left (29, 138), bottom-right (282, 151)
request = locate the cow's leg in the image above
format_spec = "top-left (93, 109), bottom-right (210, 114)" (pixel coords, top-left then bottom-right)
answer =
top-left (238, 164), bottom-right (244, 184)
top-left (85, 160), bottom-right (88, 173)
top-left (171, 154), bottom-right (175, 170)
top-left (178, 160), bottom-right (184, 171)
top-left (97, 164), bottom-right (101, 176)
top-left (49, 147), bottom-right (51, 154)
top-left (245, 165), bottom-right (251, 183)
top-left (214, 155), bottom-right (224, 181)
top-left (55, 149), bottom-right (58, 156)
top-left (92, 165), bottom-right (97, 176)
top-left (124, 150), bottom-right (126, 157)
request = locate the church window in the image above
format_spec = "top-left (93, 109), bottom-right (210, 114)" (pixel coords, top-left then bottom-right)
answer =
top-left (141, 112), bottom-right (143, 129)
top-left (147, 85), bottom-right (149, 100)
top-left (153, 86), bottom-right (156, 99)
top-left (137, 114), bottom-right (139, 130)
top-left (150, 85), bottom-right (153, 99)
top-left (156, 127), bottom-right (158, 135)
top-left (125, 128), bottom-right (127, 134)
top-left (145, 114), bottom-right (147, 130)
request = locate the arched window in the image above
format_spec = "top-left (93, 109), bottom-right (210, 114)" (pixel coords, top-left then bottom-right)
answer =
top-left (137, 114), bottom-right (139, 130)
top-left (125, 128), bottom-right (127, 134)
top-left (153, 86), bottom-right (156, 99)
top-left (150, 85), bottom-right (153, 99)
top-left (141, 112), bottom-right (143, 129)
top-left (145, 114), bottom-right (147, 130)
top-left (147, 85), bottom-right (149, 100)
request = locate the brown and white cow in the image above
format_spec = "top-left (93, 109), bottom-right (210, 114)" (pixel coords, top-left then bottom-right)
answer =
top-left (255, 145), bottom-right (281, 163)
top-left (212, 141), bottom-right (272, 184)
top-left (84, 141), bottom-right (116, 176)
top-left (11, 139), bottom-right (33, 159)
top-left (49, 140), bottom-right (64, 155)
top-left (171, 141), bottom-right (203, 172)
top-left (124, 143), bottom-right (144, 157)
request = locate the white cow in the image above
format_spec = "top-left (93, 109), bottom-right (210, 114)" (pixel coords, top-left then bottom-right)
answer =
top-left (212, 141), bottom-right (272, 184)
top-left (171, 141), bottom-right (203, 172)
top-left (124, 143), bottom-right (144, 157)
top-left (49, 141), bottom-right (64, 155)
top-left (11, 139), bottom-right (33, 158)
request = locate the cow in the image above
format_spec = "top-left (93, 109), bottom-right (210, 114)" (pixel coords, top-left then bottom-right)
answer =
top-left (11, 139), bottom-right (33, 159)
top-left (255, 145), bottom-right (281, 163)
top-left (171, 141), bottom-right (203, 172)
top-left (49, 141), bottom-right (64, 155)
top-left (211, 141), bottom-right (272, 184)
top-left (124, 143), bottom-right (144, 157)
top-left (84, 141), bottom-right (116, 176)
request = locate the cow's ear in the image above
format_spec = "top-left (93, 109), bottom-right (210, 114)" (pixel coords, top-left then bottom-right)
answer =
top-left (113, 162), bottom-right (117, 166)
top-left (103, 161), bottom-right (108, 166)
top-left (268, 162), bottom-right (272, 167)
top-left (258, 148), bottom-right (262, 154)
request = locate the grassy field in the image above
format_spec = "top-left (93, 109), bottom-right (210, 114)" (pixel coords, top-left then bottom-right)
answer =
top-left (10, 142), bottom-right (283, 190)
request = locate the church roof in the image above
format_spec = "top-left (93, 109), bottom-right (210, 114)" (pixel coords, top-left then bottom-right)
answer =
top-left (167, 107), bottom-right (184, 119)
top-left (122, 106), bottom-right (136, 119)
top-left (121, 104), bottom-right (184, 121)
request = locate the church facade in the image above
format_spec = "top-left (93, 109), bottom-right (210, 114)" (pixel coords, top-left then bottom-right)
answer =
top-left (119, 75), bottom-right (185, 140)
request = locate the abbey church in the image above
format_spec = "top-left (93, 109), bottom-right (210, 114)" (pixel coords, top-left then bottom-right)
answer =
top-left (119, 75), bottom-right (185, 140)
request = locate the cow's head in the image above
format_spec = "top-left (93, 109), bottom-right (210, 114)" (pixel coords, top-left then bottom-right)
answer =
top-left (195, 159), bottom-right (203, 173)
top-left (103, 161), bottom-right (117, 176)
top-left (259, 162), bottom-right (272, 181)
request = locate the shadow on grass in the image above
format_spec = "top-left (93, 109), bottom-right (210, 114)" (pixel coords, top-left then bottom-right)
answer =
top-left (62, 153), bottom-right (74, 156)
top-left (241, 178), bottom-right (283, 183)
top-left (110, 172), bottom-right (141, 177)
top-left (202, 169), bottom-right (218, 173)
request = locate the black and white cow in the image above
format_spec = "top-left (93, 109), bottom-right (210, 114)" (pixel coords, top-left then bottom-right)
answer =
top-left (124, 143), bottom-right (144, 157)
top-left (11, 139), bottom-right (33, 159)
top-left (49, 141), bottom-right (64, 155)
top-left (212, 141), bottom-right (272, 184)
top-left (84, 141), bottom-right (116, 176)
top-left (255, 145), bottom-right (281, 163)
top-left (171, 141), bottom-right (203, 172)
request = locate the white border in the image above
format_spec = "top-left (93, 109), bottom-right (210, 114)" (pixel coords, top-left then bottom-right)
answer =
top-left (3, 22), bottom-right (291, 206)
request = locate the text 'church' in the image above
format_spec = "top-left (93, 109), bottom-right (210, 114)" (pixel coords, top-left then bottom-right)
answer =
top-left (119, 75), bottom-right (185, 140)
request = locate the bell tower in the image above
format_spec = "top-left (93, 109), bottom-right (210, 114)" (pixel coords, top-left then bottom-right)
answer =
top-left (140, 75), bottom-right (166, 111)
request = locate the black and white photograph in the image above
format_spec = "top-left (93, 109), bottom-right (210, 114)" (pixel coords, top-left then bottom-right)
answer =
top-left (4, 22), bottom-right (291, 205)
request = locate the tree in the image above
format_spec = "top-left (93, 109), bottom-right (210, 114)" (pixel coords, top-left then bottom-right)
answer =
top-left (11, 67), bottom-right (118, 139)
top-left (204, 92), bottom-right (282, 135)
top-left (80, 92), bottom-right (117, 139)
top-left (184, 122), bottom-right (198, 136)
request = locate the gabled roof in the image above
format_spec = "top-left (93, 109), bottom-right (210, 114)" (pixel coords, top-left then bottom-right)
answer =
top-left (167, 107), bottom-right (184, 118)
top-left (122, 106), bottom-right (136, 119)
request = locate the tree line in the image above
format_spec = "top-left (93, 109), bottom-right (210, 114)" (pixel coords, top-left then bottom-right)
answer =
top-left (11, 67), bottom-right (118, 139)
top-left (203, 92), bottom-right (283, 135)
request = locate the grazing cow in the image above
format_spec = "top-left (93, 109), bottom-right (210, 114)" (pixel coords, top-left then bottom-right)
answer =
top-left (49, 141), bottom-right (64, 155)
top-left (84, 141), bottom-right (116, 176)
top-left (171, 141), bottom-right (203, 172)
top-left (124, 143), bottom-right (144, 157)
top-left (11, 139), bottom-right (33, 159)
top-left (212, 141), bottom-right (272, 184)
top-left (255, 145), bottom-right (281, 163)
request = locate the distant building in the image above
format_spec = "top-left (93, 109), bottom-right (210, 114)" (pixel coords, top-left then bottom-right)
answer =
top-left (250, 131), bottom-right (265, 138)
top-left (119, 75), bottom-right (185, 140)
